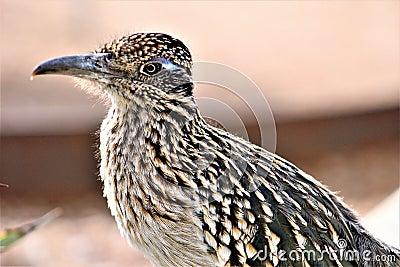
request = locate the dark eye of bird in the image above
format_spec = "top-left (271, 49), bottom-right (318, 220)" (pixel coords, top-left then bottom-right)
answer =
top-left (140, 62), bottom-right (163, 76)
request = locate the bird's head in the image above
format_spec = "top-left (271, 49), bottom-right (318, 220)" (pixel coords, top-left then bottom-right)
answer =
top-left (32, 33), bottom-right (193, 106)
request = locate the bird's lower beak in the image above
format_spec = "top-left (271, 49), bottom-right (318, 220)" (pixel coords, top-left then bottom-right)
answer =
top-left (32, 53), bottom-right (111, 78)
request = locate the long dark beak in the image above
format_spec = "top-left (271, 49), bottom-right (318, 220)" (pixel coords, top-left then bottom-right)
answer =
top-left (32, 53), bottom-right (111, 78)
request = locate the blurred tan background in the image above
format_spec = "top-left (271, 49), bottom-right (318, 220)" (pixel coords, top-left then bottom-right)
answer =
top-left (1, 1), bottom-right (399, 266)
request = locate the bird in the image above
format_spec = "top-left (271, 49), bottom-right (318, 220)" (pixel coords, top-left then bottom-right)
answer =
top-left (32, 33), bottom-right (399, 267)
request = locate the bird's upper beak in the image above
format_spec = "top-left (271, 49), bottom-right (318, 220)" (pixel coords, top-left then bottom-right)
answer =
top-left (32, 53), bottom-right (111, 78)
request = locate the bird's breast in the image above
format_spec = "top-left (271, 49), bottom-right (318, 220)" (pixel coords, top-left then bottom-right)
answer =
top-left (98, 106), bottom-right (218, 266)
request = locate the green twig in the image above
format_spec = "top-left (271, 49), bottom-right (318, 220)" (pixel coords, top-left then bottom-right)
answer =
top-left (0, 208), bottom-right (62, 252)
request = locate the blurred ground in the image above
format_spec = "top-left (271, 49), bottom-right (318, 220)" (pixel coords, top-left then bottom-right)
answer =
top-left (1, 195), bottom-right (150, 267)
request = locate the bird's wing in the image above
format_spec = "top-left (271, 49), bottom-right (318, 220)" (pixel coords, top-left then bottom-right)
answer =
top-left (194, 129), bottom-right (361, 266)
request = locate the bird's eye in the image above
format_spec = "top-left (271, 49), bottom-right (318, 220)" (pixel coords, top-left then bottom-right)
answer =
top-left (140, 62), bottom-right (163, 76)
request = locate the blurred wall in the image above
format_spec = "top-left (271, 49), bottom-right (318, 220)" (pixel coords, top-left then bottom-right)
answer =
top-left (1, 0), bottom-right (399, 135)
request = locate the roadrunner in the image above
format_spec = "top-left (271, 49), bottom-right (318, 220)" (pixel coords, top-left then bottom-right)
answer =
top-left (33, 33), bottom-right (399, 267)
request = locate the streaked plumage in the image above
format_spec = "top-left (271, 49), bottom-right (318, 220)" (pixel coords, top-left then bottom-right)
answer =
top-left (32, 33), bottom-right (400, 267)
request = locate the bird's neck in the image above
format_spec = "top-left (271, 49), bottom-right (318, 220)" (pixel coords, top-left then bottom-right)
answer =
top-left (99, 93), bottom-right (214, 219)
top-left (108, 93), bottom-right (207, 141)
top-left (100, 92), bottom-right (210, 178)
